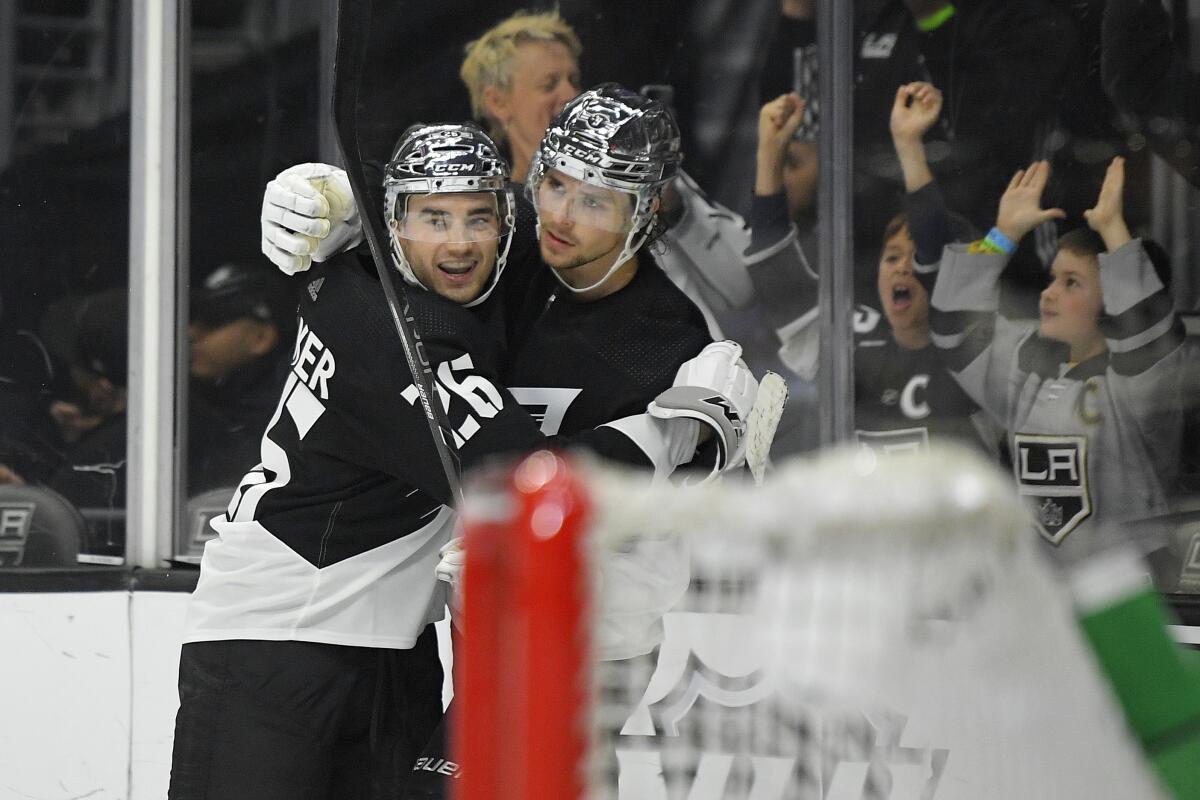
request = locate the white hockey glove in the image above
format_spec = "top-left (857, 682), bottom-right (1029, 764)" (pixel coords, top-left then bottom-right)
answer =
top-left (647, 340), bottom-right (758, 481)
top-left (436, 536), bottom-right (466, 630)
top-left (260, 163), bottom-right (363, 275)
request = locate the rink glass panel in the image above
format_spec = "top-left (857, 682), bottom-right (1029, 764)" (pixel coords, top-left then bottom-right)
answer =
top-left (179, 2), bottom-right (325, 559)
top-left (2, 0), bottom-right (1200, 604)
top-left (824, 0), bottom-right (1200, 601)
top-left (0, 1), bottom-right (132, 568)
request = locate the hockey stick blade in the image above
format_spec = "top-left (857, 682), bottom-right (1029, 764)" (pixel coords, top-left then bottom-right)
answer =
top-left (331, 0), bottom-right (462, 503)
top-left (746, 372), bottom-right (788, 485)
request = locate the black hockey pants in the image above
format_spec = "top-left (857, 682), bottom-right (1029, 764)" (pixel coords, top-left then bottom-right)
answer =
top-left (168, 626), bottom-right (442, 800)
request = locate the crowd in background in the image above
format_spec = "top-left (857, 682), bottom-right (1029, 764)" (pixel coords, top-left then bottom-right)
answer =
top-left (3, 0), bottom-right (1200, 588)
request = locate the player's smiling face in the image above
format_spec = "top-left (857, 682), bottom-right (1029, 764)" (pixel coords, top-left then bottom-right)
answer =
top-left (394, 193), bottom-right (500, 305)
top-left (536, 169), bottom-right (632, 285)
top-left (1040, 247), bottom-right (1105, 361)
top-left (876, 225), bottom-right (929, 343)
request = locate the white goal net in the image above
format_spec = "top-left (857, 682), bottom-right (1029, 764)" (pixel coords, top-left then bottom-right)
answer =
top-left (454, 445), bottom-right (1168, 800)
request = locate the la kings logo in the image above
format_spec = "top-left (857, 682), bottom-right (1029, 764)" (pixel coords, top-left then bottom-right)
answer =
top-left (1013, 433), bottom-right (1091, 545)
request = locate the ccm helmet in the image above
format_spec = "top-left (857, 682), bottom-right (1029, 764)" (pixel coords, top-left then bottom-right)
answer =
top-left (383, 122), bottom-right (515, 307)
top-left (527, 83), bottom-right (682, 293)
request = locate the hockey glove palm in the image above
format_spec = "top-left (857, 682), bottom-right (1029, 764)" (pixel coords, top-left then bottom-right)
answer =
top-left (261, 163), bottom-right (363, 274)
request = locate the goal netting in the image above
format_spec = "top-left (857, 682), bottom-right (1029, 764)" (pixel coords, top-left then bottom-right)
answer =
top-left (453, 445), bottom-right (1171, 800)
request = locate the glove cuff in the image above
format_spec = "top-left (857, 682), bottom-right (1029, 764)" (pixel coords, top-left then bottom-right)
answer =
top-left (648, 386), bottom-right (747, 471)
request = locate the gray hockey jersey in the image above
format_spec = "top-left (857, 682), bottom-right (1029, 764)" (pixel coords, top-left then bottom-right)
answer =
top-left (930, 239), bottom-right (1186, 563)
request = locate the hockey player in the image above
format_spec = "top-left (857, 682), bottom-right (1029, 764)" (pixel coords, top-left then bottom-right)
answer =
top-left (171, 121), bottom-right (754, 800)
top-left (258, 85), bottom-right (767, 799)
top-left (504, 85), bottom-right (721, 457)
top-left (929, 156), bottom-right (1186, 563)
top-left (410, 84), bottom-right (733, 800)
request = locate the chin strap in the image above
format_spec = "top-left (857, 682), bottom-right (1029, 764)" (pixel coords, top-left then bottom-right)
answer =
top-left (538, 190), bottom-right (655, 295)
top-left (388, 228), bottom-right (431, 292)
top-left (548, 226), bottom-right (651, 295)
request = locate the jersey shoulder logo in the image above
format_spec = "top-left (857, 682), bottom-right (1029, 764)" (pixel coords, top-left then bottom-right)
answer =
top-left (307, 277), bottom-right (325, 301)
top-left (860, 32), bottom-right (898, 59)
top-left (1013, 433), bottom-right (1091, 545)
top-left (853, 303), bottom-right (883, 335)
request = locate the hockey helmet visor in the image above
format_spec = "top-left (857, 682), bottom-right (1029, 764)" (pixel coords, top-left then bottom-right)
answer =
top-left (533, 168), bottom-right (641, 233)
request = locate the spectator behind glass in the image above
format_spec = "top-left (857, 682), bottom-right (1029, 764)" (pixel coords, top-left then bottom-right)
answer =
top-left (0, 287), bottom-right (60, 487)
top-left (745, 82), bottom-right (996, 457)
top-left (188, 261), bottom-right (296, 494)
top-left (759, 0), bottom-right (1078, 305)
top-left (855, 207), bottom-right (999, 458)
top-left (46, 288), bottom-right (129, 558)
top-left (930, 158), bottom-right (1186, 568)
top-left (460, 9), bottom-right (582, 183)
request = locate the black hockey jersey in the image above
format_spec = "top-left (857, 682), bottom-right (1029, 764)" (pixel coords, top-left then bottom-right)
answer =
top-left (930, 240), bottom-right (1187, 560)
top-left (503, 258), bottom-right (713, 437)
top-left (184, 254), bottom-right (667, 649)
top-left (502, 248), bottom-right (712, 661)
top-left (854, 336), bottom-right (998, 457)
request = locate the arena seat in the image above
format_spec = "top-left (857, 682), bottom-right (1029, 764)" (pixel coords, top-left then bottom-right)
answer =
top-left (177, 487), bottom-right (235, 564)
top-left (0, 485), bottom-right (85, 567)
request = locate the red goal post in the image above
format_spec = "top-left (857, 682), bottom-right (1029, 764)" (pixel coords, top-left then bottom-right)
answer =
top-left (455, 451), bottom-right (592, 800)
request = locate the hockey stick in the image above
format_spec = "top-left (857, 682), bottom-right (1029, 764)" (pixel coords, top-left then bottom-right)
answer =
top-left (745, 371), bottom-right (788, 485)
top-left (331, 0), bottom-right (462, 502)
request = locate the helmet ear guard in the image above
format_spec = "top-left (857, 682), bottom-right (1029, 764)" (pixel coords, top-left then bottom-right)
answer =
top-left (382, 122), bottom-right (515, 307)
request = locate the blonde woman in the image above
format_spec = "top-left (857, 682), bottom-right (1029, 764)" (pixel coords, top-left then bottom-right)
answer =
top-left (460, 10), bottom-right (582, 182)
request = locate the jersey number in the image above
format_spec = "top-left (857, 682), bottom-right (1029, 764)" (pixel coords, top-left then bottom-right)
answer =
top-left (400, 354), bottom-right (504, 447)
